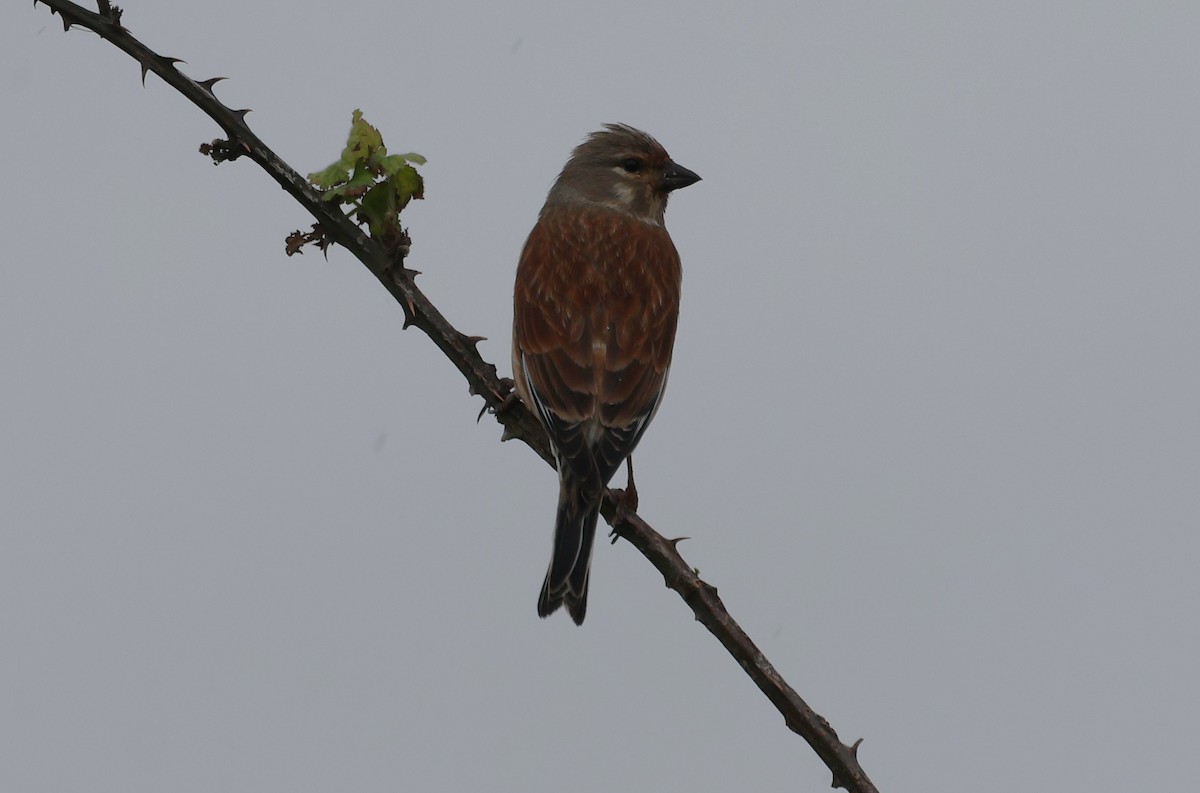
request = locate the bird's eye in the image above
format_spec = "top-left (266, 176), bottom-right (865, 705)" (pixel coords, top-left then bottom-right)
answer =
top-left (621, 158), bottom-right (643, 174)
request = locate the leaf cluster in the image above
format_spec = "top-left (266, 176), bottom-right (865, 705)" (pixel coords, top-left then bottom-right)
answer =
top-left (308, 109), bottom-right (425, 241)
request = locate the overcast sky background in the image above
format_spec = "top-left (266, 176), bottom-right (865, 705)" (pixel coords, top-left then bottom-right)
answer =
top-left (4, 2), bottom-right (1199, 791)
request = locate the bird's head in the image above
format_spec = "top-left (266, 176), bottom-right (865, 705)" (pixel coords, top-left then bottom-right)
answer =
top-left (546, 123), bottom-right (701, 226)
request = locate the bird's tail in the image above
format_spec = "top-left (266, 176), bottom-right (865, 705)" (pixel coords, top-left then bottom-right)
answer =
top-left (538, 476), bottom-right (601, 625)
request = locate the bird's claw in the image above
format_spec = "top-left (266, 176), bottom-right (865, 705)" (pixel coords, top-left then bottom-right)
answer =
top-left (608, 489), bottom-right (636, 544)
top-left (477, 377), bottom-right (518, 422)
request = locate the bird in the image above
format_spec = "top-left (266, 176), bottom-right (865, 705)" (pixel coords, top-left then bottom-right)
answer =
top-left (512, 124), bottom-right (700, 624)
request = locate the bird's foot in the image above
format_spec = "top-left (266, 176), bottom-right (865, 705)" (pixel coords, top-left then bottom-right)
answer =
top-left (477, 377), bottom-right (518, 422)
top-left (608, 457), bottom-right (640, 544)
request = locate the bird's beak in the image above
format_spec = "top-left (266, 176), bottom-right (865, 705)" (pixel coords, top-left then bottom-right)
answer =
top-left (660, 160), bottom-right (702, 192)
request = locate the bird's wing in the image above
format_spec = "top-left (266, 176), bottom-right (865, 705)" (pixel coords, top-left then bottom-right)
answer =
top-left (513, 214), bottom-right (599, 486)
top-left (590, 280), bottom-right (678, 481)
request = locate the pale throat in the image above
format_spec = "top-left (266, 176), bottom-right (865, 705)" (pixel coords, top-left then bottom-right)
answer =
top-left (606, 183), bottom-right (665, 226)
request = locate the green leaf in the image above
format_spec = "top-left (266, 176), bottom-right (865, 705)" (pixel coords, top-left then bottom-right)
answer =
top-left (346, 109), bottom-right (383, 160)
top-left (307, 161), bottom-right (349, 189)
top-left (358, 182), bottom-right (395, 237)
top-left (390, 164), bottom-right (424, 206)
top-left (394, 152), bottom-right (427, 166)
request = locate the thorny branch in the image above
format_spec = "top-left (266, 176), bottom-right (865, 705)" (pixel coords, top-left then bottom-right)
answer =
top-left (31, 3), bottom-right (879, 791)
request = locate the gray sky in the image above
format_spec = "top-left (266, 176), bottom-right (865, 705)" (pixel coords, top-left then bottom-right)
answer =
top-left (4, 2), bottom-right (1199, 791)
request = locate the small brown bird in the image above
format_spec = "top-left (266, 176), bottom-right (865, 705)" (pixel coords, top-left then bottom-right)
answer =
top-left (512, 124), bottom-right (700, 624)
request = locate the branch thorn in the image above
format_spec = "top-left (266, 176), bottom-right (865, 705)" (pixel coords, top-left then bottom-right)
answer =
top-left (143, 57), bottom-right (184, 86)
top-left (196, 76), bottom-right (226, 93)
